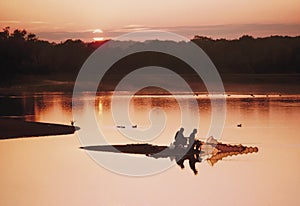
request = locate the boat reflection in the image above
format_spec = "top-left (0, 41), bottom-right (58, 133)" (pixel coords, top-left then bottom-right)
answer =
top-left (80, 137), bottom-right (258, 175)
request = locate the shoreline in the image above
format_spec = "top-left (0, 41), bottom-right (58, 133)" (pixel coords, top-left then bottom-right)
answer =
top-left (1, 73), bottom-right (300, 95)
top-left (0, 118), bottom-right (77, 139)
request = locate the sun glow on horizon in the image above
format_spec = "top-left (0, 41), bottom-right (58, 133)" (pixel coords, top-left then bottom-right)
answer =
top-left (1, 0), bottom-right (299, 41)
top-left (93, 37), bottom-right (104, 41)
top-left (92, 29), bottom-right (104, 41)
top-left (93, 29), bottom-right (103, 33)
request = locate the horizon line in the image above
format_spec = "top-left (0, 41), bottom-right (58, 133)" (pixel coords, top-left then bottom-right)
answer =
top-left (1, 23), bottom-right (300, 43)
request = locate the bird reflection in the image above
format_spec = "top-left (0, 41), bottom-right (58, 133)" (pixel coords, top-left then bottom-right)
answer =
top-left (80, 137), bottom-right (258, 175)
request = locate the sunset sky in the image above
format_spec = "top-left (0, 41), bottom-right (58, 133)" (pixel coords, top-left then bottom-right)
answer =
top-left (1, 0), bottom-right (300, 42)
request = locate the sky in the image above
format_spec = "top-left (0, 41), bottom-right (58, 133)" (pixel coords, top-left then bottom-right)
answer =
top-left (0, 0), bottom-right (300, 42)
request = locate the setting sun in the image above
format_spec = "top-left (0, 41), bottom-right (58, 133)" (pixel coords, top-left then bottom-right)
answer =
top-left (93, 29), bottom-right (103, 33)
top-left (93, 37), bottom-right (104, 41)
top-left (92, 29), bottom-right (104, 41)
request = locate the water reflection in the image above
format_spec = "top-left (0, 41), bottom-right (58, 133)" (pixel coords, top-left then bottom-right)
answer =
top-left (0, 95), bottom-right (35, 119)
top-left (0, 92), bottom-right (261, 173)
top-left (1, 93), bottom-right (297, 165)
top-left (80, 137), bottom-right (258, 175)
top-left (1, 92), bottom-right (299, 205)
top-left (0, 93), bottom-right (73, 123)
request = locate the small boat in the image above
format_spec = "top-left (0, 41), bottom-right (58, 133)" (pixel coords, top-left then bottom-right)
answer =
top-left (80, 138), bottom-right (258, 175)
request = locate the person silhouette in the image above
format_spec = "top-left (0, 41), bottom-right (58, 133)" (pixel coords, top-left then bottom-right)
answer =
top-left (188, 154), bottom-right (202, 175)
top-left (174, 128), bottom-right (186, 147)
top-left (175, 155), bottom-right (185, 169)
top-left (175, 152), bottom-right (202, 175)
top-left (188, 129), bottom-right (197, 149)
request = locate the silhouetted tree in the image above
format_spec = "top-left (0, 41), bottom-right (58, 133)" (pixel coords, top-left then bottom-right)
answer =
top-left (27, 33), bottom-right (37, 41)
top-left (0, 27), bottom-right (10, 40)
top-left (11, 29), bottom-right (27, 40)
top-left (1, 26), bottom-right (300, 87)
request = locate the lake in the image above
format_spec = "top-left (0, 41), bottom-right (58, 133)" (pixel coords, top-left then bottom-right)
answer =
top-left (0, 92), bottom-right (299, 205)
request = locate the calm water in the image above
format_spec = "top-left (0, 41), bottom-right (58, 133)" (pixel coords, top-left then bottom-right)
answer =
top-left (0, 92), bottom-right (300, 205)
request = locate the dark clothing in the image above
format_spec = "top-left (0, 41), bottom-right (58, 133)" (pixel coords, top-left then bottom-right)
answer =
top-left (188, 132), bottom-right (196, 145)
top-left (194, 140), bottom-right (202, 151)
top-left (174, 130), bottom-right (186, 146)
top-left (189, 154), bottom-right (202, 175)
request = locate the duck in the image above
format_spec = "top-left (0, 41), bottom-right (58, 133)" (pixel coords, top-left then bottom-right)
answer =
top-left (117, 125), bottom-right (125, 129)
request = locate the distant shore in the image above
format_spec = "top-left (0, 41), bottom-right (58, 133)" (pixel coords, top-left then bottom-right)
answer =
top-left (1, 73), bottom-right (300, 95)
top-left (0, 118), bottom-right (77, 139)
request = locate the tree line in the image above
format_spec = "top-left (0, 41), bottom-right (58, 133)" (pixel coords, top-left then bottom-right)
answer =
top-left (192, 35), bottom-right (300, 74)
top-left (1, 27), bottom-right (300, 86)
